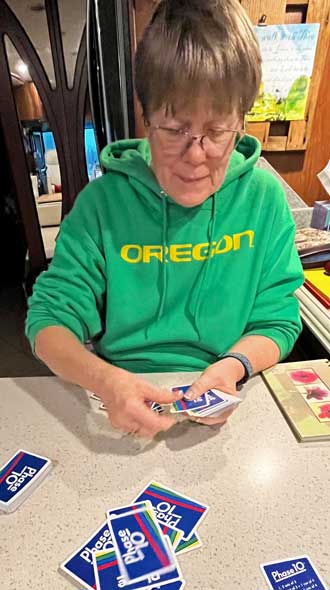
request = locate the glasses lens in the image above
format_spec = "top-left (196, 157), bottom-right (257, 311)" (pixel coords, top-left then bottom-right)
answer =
top-left (157, 128), bottom-right (186, 148)
top-left (155, 126), bottom-right (244, 155)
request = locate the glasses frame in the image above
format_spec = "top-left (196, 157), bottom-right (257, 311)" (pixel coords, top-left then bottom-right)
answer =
top-left (145, 118), bottom-right (246, 155)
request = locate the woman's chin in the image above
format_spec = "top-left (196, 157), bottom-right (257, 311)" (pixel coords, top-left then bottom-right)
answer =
top-left (169, 188), bottom-right (213, 207)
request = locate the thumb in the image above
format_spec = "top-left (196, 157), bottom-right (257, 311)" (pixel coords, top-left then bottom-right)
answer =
top-left (149, 387), bottom-right (183, 405)
top-left (184, 372), bottom-right (212, 401)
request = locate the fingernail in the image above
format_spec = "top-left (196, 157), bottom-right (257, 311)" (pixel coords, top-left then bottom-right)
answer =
top-left (183, 390), bottom-right (193, 400)
top-left (173, 388), bottom-right (183, 398)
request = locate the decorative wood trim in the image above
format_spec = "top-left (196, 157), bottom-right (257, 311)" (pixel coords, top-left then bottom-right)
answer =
top-left (0, 32), bottom-right (46, 274)
top-left (0, 0), bottom-right (89, 277)
top-left (287, 120), bottom-right (308, 150)
top-left (246, 121), bottom-right (270, 145)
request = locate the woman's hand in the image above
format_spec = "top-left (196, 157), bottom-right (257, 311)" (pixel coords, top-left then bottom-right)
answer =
top-left (95, 366), bottom-right (183, 438)
top-left (184, 357), bottom-right (245, 426)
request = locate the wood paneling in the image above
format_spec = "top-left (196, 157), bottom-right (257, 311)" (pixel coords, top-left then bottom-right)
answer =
top-left (265, 32), bottom-right (330, 205)
top-left (240, 0), bottom-right (287, 24)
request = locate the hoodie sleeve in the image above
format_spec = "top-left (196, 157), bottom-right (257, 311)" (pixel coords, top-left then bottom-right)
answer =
top-left (243, 186), bottom-right (304, 360)
top-left (25, 183), bottom-right (106, 352)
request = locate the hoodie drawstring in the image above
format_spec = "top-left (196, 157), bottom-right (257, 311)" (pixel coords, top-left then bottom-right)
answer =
top-left (147, 191), bottom-right (217, 342)
top-left (190, 194), bottom-right (217, 339)
top-left (157, 192), bottom-right (168, 321)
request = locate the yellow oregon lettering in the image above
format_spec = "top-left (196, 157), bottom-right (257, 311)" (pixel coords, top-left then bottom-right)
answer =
top-left (143, 245), bottom-right (163, 263)
top-left (170, 244), bottom-right (192, 262)
top-left (120, 244), bottom-right (143, 263)
top-left (192, 243), bottom-right (209, 260)
top-left (120, 230), bottom-right (254, 264)
top-left (214, 235), bottom-right (233, 254)
top-left (233, 230), bottom-right (254, 250)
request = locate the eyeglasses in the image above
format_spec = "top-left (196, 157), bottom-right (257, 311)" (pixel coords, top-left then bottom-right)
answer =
top-left (146, 120), bottom-right (245, 156)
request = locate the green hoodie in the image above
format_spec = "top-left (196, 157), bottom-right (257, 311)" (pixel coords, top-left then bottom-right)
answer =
top-left (26, 135), bottom-right (303, 373)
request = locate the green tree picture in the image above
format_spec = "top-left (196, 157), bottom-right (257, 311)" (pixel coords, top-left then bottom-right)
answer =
top-left (247, 75), bottom-right (311, 122)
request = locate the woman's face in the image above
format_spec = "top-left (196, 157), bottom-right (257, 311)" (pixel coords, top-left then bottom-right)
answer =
top-left (146, 99), bottom-right (242, 208)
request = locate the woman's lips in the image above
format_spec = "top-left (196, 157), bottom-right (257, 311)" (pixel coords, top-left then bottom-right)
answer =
top-left (177, 174), bottom-right (209, 184)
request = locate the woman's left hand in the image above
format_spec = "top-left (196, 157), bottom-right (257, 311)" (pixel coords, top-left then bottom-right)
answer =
top-left (184, 357), bottom-right (245, 425)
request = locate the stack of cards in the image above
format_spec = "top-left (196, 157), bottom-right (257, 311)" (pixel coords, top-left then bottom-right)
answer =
top-left (88, 392), bottom-right (165, 415)
top-left (60, 481), bottom-right (209, 590)
top-left (170, 386), bottom-right (241, 418)
top-left (0, 449), bottom-right (52, 513)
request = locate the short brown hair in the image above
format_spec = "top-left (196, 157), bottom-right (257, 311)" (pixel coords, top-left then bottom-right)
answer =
top-left (135, 0), bottom-right (262, 119)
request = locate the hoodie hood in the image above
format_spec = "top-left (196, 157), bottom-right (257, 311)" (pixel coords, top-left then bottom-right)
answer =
top-left (100, 135), bottom-right (261, 338)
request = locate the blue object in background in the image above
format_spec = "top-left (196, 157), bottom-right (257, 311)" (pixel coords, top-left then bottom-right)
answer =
top-left (42, 124), bottom-right (99, 182)
top-left (43, 131), bottom-right (56, 152)
top-left (85, 123), bottom-right (100, 180)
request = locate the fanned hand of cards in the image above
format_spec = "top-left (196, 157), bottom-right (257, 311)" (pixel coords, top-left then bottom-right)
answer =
top-left (170, 385), bottom-right (242, 418)
top-left (60, 481), bottom-right (209, 590)
top-left (0, 449), bottom-right (53, 513)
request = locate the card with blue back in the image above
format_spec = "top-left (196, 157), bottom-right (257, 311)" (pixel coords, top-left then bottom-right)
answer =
top-left (134, 481), bottom-right (209, 541)
top-left (261, 555), bottom-right (328, 590)
top-left (108, 504), bottom-right (176, 583)
top-left (0, 449), bottom-right (52, 512)
top-left (60, 520), bottom-right (114, 590)
top-left (170, 386), bottom-right (210, 413)
top-left (93, 542), bottom-right (183, 590)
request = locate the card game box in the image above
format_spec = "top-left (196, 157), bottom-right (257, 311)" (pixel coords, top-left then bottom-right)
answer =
top-left (262, 359), bottom-right (330, 442)
top-left (0, 449), bottom-right (52, 513)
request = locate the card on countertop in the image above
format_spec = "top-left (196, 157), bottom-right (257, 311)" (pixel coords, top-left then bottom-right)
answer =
top-left (0, 449), bottom-right (52, 513)
top-left (93, 541), bottom-right (184, 590)
top-left (175, 532), bottom-right (202, 555)
top-left (107, 500), bottom-right (151, 520)
top-left (261, 555), bottom-right (328, 590)
top-left (159, 525), bottom-right (183, 551)
top-left (108, 504), bottom-right (176, 583)
top-left (134, 481), bottom-right (209, 541)
top-left (59, 520), bottom-right (113, 590)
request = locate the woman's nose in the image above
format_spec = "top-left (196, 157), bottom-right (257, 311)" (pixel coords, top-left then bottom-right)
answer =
top-left (182, 137), bottom-right (207, 165)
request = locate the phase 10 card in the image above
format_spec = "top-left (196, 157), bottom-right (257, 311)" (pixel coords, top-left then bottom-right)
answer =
top-left (134, 481), bottom-right (209, 541)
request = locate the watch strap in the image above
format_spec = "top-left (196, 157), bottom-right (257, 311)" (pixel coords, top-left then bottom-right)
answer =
top-left (218, 352), bottom-right (253, 388)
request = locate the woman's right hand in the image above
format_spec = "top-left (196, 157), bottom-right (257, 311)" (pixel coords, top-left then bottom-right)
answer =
top-left (95, 366), bottom-right (183, 438)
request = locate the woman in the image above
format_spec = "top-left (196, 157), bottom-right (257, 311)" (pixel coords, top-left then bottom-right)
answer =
top-left (26, 0), bottom-right (304, 438)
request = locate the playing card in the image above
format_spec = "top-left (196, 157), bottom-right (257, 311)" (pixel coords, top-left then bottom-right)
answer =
top-left (60, 520), bottom-right (114, 590)
top-left (134, 481), bottom-right (209, 541)
top-left (159, 525), bottom-right (183, 550)
top-left (108, 504), bottom-right (176, 583)
top-left (107, 501), bottom-right (151, 519)
top-left (175, 532), bottom-right (202, 555)
top-left (93, 538), bottom-right (183, 590)
top-left (150, 402), bottom-right (165, 414)
top-left (170, 386), bottom-right (210, 413)
top-left (261, 555), bottom-right (328, 590)
top-left (188, 389), bottom-right (241, 417)
top-left (0, 449), bottom-right (52, 512)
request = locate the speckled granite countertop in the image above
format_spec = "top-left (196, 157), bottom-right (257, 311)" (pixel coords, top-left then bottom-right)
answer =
top-left (1, 374), bottom-right (329, 590)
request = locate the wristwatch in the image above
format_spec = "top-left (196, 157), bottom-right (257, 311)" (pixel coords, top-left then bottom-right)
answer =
top-left (218, 352), bottom-right (253, 389)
